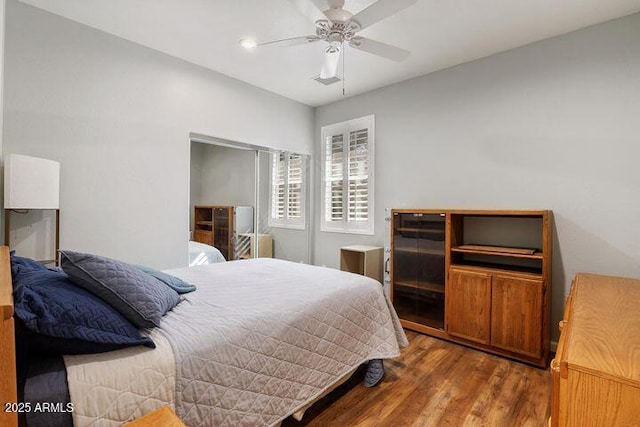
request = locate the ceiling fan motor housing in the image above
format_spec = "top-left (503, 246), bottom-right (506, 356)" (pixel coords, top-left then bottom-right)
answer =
top-left (315, 19), bottom-right (360, 43)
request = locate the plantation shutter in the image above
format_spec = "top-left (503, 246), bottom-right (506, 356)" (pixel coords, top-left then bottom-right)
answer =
top-left (270, 151), bottom-right (306, 229)
top-left (287, 154), bottom-right (303, 220)
top-left (271, 152), bottom-right (286, 220)
top-left (348, 128), bottom-right (369, 223)
top-left (321, 115), bottom-right (374, 235)
top-left (324, 133), bottom-right (344, 223)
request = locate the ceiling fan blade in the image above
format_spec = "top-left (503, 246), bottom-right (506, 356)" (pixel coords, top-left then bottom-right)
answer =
top-left (320, 48), bottom-right (341, 79)
top-left (351, 0), bottom-right (418, 30)
top-left (258, 35), bottom-right (321, 47)
top-left (287, 0), bottom-right (328, 23)
top-left (310, 0), bottom-right (333, 11)
top-left (349, 37), bottom-right (410, 62)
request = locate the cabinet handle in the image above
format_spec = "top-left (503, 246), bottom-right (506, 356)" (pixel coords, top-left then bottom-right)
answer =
top-left (384, 258), bottom-right (390, 274)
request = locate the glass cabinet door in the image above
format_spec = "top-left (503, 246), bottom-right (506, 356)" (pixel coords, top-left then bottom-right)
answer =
top-left (213, 207), bottom-right (230, 260)
top-left (392, 212), bottom-right (446, 330)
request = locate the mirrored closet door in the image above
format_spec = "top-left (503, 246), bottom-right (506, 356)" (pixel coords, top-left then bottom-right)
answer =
top-left (189, 135), bottom-right (311, 265)
top-left (257, 150), bottom-right (311, 264)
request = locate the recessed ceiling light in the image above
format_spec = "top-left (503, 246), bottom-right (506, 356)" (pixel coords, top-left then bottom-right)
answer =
top-left (239, 38), bottom-right (258, 50)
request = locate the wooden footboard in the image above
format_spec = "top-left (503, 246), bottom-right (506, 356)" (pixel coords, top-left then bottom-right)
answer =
top-left (0, 246), bottom-right (18, 427)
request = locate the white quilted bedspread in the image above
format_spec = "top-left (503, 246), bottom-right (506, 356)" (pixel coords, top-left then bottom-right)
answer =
top-left (64, 328), bottom-right (176, 426)
top-left (66, 258), bottom-right (407, 427)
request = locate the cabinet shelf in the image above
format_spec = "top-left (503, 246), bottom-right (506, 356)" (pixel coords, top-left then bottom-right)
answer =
top-left (451, 246), bottom-right (543, 260)
top-left (195, 221), bottom-right (213, 226)
top-left (394, 279), bottom-right (445, 295)
top-left (396, 227), bottom-right (444, 235)
top-left (393, 247), bottom-right (445, 256)
top-left (394, 298), bottom-right (444, 330)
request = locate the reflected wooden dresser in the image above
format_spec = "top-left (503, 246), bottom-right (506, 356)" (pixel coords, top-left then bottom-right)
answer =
top-left (550, 273), bottom-right (640, 426)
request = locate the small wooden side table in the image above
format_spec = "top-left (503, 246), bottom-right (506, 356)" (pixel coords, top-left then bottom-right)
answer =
top-left (340, 245), bottom-right (383, 282)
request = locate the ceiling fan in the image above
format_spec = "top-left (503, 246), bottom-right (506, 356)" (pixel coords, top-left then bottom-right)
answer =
top-left (254, 0), bottom-right (417, 80)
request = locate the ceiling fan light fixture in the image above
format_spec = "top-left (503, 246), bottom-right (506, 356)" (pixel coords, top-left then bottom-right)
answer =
top-left (314, 75), bottom-right (341, 85)
top-left (239, 38), bottom-right (258, 50)
top-left (326, 41), bottom-right (341, 53)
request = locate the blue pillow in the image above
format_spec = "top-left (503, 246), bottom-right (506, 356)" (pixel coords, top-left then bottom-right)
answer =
top-left (60, 251), bottom-right (180, 328)
top-left (10, 252), bottom-right (48, 280)
top-left (135, 265), bottom-right (196, 294)
top-left (13, 267), bottom-right (155, 355)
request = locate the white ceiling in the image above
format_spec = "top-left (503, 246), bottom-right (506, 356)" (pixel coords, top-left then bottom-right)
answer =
top-left (19, 0), bottom-right (640, 107)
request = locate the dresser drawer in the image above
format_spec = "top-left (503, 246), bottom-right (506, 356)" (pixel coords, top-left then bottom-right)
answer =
top-left (550, 273), bottom-right (640, 426)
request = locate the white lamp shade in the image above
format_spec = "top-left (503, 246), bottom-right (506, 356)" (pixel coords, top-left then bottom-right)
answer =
top-left (4, 154), bottom-right (60, 209)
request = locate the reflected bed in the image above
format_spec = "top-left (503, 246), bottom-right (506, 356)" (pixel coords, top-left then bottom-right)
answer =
top-left (188, 241), bottom-right (226, 266)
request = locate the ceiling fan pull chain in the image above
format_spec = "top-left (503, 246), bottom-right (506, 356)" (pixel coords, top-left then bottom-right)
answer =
top-left (342, 40), bottom-right (346, 96)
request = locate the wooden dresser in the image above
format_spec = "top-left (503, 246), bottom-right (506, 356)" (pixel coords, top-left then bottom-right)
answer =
top-left (550, 273), bottom-right (640, 426)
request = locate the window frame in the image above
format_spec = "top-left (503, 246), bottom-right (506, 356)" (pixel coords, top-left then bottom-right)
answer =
top-left (268, 150), bottom-right (306, 230)
top-left (320, 115), bottom-right (375, 235)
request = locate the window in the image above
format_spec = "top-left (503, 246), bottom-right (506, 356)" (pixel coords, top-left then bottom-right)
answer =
top-left (321, 115), bottom-right (374, 235)
top-left (269, 151), bottom-right (306, 229)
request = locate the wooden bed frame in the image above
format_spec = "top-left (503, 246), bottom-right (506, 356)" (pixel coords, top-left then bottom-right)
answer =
top-left (0, 246), bottom-right (18, 427)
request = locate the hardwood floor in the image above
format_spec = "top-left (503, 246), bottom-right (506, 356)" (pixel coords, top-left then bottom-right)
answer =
top-left (282, 330), bottom-right (551, 427)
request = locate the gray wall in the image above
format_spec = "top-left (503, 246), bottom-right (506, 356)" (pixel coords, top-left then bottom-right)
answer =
top-left (314, 13), bottom-right (640, 340)
top-left (194, 143), bottom-right (255, 208)
top-left (189, 142), bottom-right (205, 232)
top-left (3, 0), bottom-right (313, 268)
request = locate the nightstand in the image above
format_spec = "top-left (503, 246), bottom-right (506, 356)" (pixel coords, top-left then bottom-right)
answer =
top-left (340, 245), bottom-right (383, 282)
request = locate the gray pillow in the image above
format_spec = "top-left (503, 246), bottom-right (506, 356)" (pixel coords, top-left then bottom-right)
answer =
top-left (60, 250), bottom-right (180, 328)
top-left (134, 264), bottom-right (196, 294)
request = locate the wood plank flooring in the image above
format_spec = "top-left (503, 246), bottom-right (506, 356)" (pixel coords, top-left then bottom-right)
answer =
top-left (282, 330), bottom-right (551, 427)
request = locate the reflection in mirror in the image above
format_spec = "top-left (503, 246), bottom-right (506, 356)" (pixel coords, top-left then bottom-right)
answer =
top-left (189, 141), bottom-right (255, 264)
top-left (188, 136), bottom-right (311, 266)
top-left (258, 150), bottom-right (310, 263)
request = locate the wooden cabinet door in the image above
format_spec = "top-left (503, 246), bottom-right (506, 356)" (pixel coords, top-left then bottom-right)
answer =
top-left (490, 274), bottom-right (543, 358)
top-left (392, 212), bottom-right (446, 331)
top-left (446, 268), bottom-right (492, 344)
top-left (194, 230), bottom-right (213, 246)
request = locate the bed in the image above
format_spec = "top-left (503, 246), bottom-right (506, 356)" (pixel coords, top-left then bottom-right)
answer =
top-left (0, 247), bottom-right (407, 427)
top-left (188, 241), bottom-right (226, 266)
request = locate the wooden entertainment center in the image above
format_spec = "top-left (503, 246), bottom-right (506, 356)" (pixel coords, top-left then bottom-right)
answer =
top-left (390, 209), bottom-right (552, 367)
